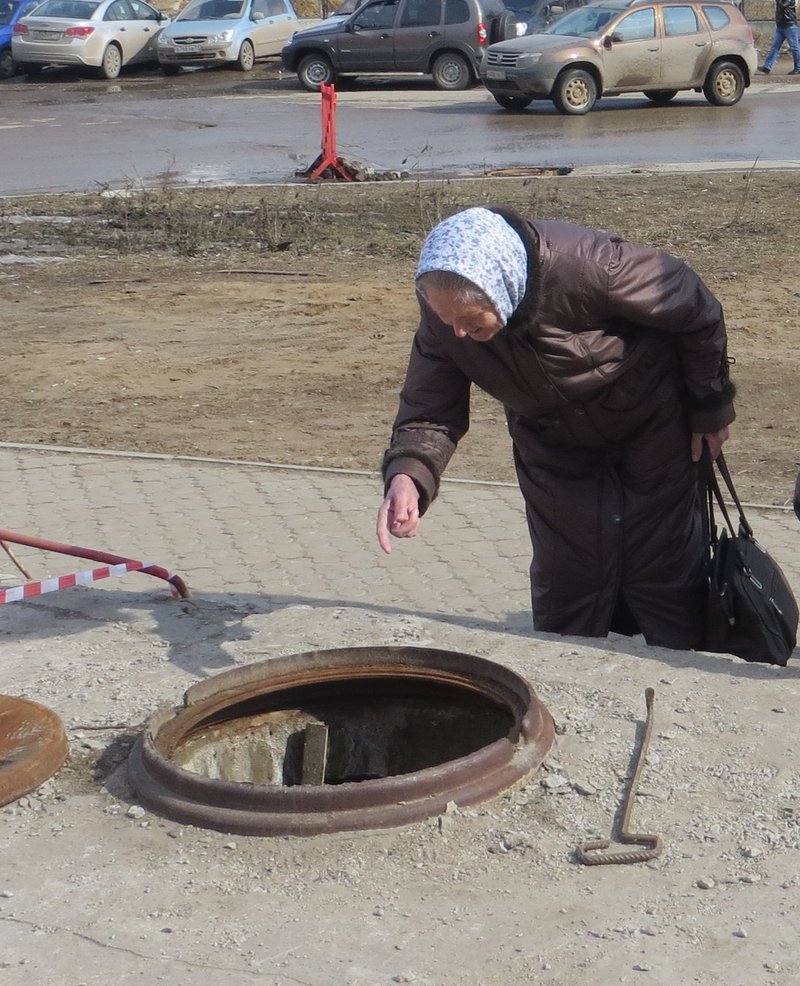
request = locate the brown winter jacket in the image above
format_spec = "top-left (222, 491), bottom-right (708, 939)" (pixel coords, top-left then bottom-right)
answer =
top-left (383, 211), bottom-right (735, 514)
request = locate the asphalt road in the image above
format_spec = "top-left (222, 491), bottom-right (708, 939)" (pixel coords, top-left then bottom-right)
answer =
top-left (1, 65), bottom-right (799, 194)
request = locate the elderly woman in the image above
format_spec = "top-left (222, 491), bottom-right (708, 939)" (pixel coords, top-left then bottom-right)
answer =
top-left (376, 207), bottom-right (735, 649)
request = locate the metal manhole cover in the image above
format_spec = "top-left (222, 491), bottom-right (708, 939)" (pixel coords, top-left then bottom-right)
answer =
top-left (128, 646), bottom-right (555, 836)
top-left (0, 695), bottom-right (69, 807)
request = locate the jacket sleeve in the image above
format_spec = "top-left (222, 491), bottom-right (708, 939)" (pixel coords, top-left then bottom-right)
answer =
top-left (381, 306), bottom-right (471, 515)
top-left (603, 239), bottom-right (735, 433)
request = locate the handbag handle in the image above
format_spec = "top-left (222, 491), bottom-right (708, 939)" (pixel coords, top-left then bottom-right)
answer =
top-left (705, 450), bottom-right (754, 540)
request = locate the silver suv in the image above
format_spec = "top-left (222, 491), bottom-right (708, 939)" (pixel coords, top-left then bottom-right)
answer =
top-left (281, 0), bottom-right (518, 91)
top-left (480, 0), bottom-right (757, 113)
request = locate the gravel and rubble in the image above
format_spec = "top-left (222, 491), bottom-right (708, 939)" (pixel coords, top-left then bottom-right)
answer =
top-left (3, 572), bottom-right (800, 985)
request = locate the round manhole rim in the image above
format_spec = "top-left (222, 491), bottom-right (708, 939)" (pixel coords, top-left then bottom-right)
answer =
top-left (128, 646), bottom-right (554, 836)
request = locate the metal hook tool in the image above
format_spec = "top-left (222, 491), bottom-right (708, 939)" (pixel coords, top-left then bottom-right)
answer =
top-left (576, 687), bottom-right (663, 866)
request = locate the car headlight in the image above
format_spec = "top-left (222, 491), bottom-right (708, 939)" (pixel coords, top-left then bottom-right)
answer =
top-left (517, 52), bottom-right (543, 68)
top-left (157, 35), bottom-right (173, 45)
top-left (208, 29), bottom-right (234, 42)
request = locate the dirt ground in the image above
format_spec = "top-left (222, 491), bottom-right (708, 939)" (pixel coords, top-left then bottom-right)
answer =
top-left (1, 171), bottom-right (798, 505)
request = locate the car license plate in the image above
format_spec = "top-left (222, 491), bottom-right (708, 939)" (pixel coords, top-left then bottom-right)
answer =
top-left (33, 30), bottom-right (61, 39)
top-left (179, 43), bottom-right (204, 52)
top-left (486, 69), bottom-right (506, 81)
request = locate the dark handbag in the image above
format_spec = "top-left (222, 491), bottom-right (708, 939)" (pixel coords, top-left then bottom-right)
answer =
top-left (702, 452), bottom-right (798, 666)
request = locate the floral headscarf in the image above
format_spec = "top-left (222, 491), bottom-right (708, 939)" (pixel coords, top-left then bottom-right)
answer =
top-left (415, 207), bottom-right (528, 325)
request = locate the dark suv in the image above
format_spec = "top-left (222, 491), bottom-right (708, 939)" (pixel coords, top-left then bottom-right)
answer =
top-left (281, 0), bottom-right (518, 90)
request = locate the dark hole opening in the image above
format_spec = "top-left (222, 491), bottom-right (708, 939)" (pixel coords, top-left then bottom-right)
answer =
top-left (171, 676), bottom-right (516, 787)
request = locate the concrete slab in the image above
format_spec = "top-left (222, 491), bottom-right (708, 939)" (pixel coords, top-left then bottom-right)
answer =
top-left (0, 445), bottom-right (798, 985)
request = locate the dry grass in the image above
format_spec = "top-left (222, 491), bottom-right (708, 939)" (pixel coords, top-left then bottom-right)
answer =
top-left (2, 170), bottom-right (798, 274)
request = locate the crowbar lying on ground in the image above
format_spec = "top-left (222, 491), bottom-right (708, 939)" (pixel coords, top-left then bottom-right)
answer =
top-left (576, 687), bottom-right (663, 865)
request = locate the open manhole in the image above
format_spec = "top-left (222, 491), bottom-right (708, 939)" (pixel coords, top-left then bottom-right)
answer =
top-left (128, 646), bottom-right (554, 836)
top-left (0, 695), bottom-right (69, 807)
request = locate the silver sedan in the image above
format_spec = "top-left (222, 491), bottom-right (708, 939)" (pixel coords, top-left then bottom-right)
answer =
top-left (12, 0), bottom-right (169, 78)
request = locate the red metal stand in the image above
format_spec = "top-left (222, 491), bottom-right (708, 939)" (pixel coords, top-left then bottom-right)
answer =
top-left (0, 528), bottom-right (189, 603)
top-left (304, 83), bottom-right (353, 182)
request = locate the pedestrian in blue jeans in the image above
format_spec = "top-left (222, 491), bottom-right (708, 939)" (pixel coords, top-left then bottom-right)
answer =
top-left (757, 0), bottom-right (800, 74)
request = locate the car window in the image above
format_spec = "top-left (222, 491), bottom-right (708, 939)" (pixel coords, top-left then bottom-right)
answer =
top-left (104, 0), bottom-right (134, 18)
top-left (129, 0), bottom-right (158, 18)
top-left (701, 3), bottom-right (730, 28)
top-left (31, 0), bottom-right (100, 16)
top-left (254, 0), bottom-right (286, 15)
top-left (178, 0), bottom-right (245, 19)
top-left (352, 0), bottom-right (397, 28)
top-left (662, 4), bottom-right (699, 34)
top-left (444, 0), bottom-right (468, 23)
top-left (612, 7), bottom-right (655, 39)
top-left (0, 1), bottom-right (14, 24)
top-left (547, 4), bottom-right (623, 36)
top-left (399, 0), bottom-right (440, 27)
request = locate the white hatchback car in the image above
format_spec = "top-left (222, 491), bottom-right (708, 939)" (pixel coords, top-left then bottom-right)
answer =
top-left (12, 0), bottom-right (168, 77)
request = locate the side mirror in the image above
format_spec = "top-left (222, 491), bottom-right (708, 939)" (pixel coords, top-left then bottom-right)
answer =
top-left (603, 33), bottom-right (614, 47)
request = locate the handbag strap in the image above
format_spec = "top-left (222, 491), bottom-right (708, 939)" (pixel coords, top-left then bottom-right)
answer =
top-left (698, 447), bottom-right (716, 559)
top-left (706, 450), bottom-right (754, 539)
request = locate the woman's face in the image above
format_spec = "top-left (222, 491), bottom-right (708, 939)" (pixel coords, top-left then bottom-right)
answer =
top-left (423, 286), bottom-right (504, 343)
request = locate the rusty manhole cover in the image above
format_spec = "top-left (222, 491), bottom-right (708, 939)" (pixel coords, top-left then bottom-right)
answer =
top-left (128, 646), bottom-right (554, 836)
top-left (0, 695), bottom-right (69, 807)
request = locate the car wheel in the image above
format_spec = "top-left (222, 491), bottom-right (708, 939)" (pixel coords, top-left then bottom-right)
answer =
top-left (491, 9), bottom-right (517, 43)
top-left (98, 43), bottom-right (122, 80)
top-left (161, 64), bottom-right (181, 76)
top-left (493, 93), bottom-right (531, 110)
top-left (0, 46), bottom-right (15, 80)
top-left (297, 53), bottom-right (335, 91)
top-left (431, 51), bottom-right (472, 91)
top-left (552, 67), bottom-right (597, 115)
top-left (644, 89), bottom-right (678, 102)
top-left (236, 39), bottom-right (255, 72)
top-left (703, 60), bottom-right (745, 106)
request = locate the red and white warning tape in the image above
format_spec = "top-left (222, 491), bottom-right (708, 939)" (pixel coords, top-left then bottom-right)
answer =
top-left (0, 561), bottom-right (174, 605)
top-left (0, 528), bottom-right (189, 604)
